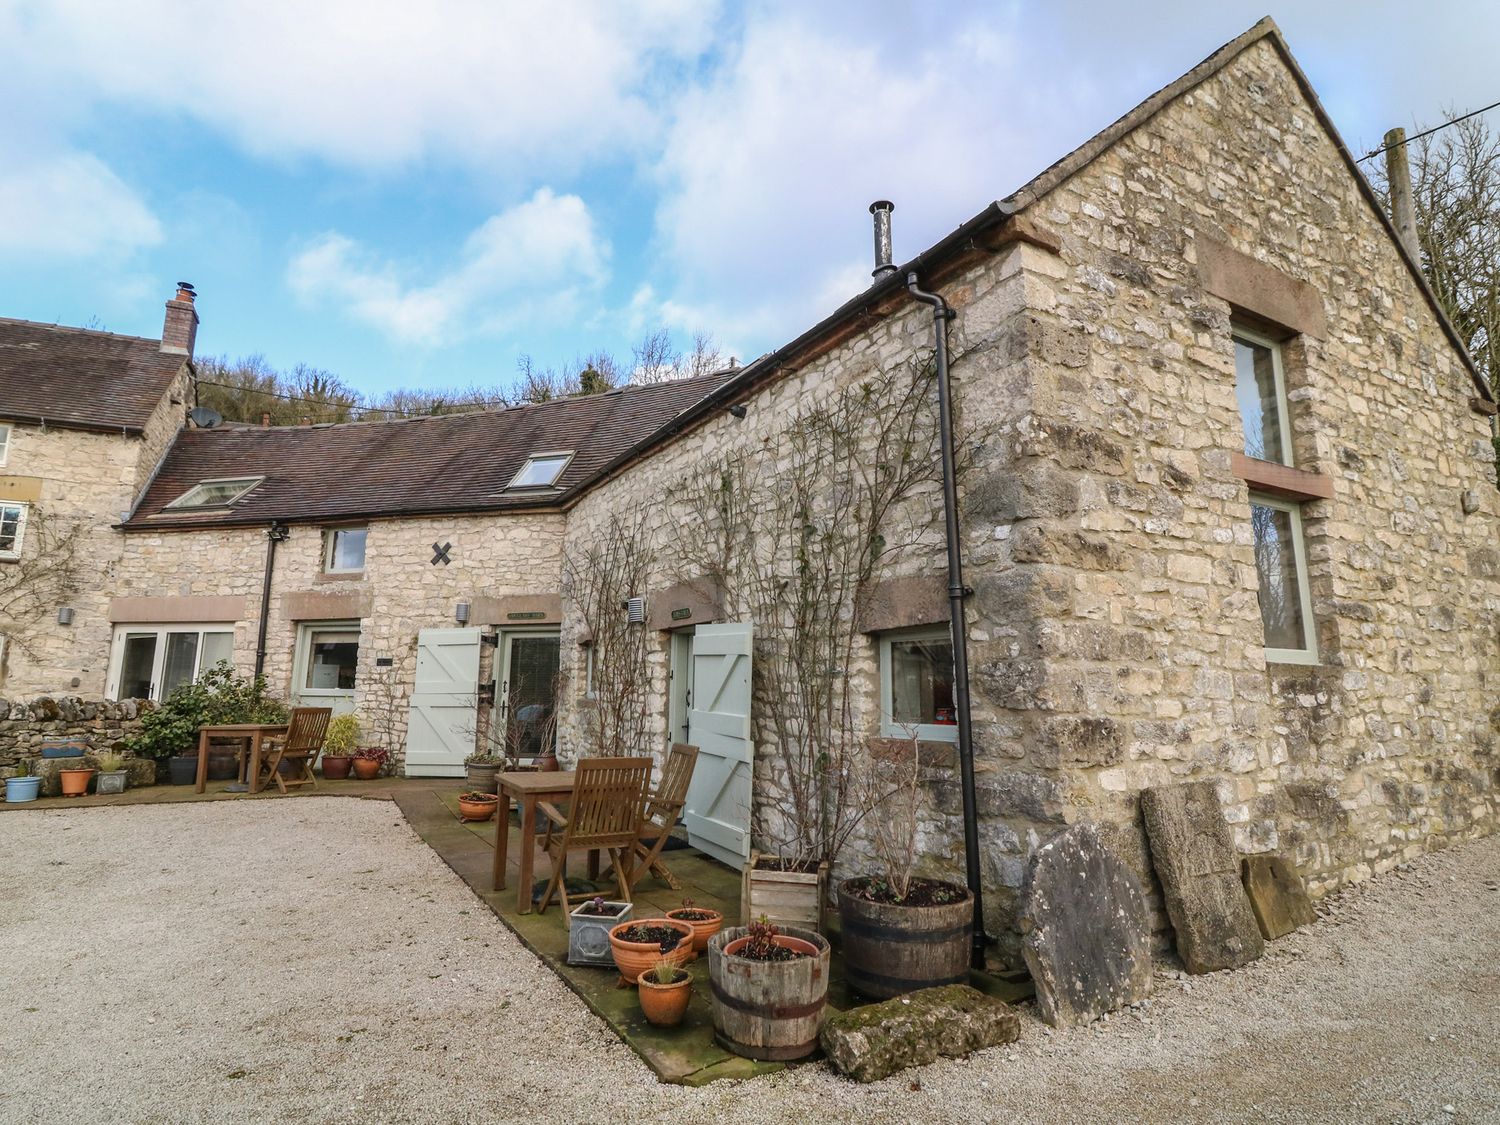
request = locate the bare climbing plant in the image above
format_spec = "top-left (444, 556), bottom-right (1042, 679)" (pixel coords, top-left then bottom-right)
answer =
top-left (0, 508), bottom-right (87, 687)
top-left (562, 511), bottom-right (655, 757)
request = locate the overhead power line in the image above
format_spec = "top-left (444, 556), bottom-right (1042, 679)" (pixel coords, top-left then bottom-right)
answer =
top-left (1359, 99), bottom-right (1500, 163)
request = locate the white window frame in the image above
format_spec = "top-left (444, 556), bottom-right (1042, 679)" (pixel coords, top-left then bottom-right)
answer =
top-left (1249, 492), bottom-right (1319, 665)
top-left (0, 422), bottom-right (11, 466)
top-left (506, 451), bottom-right (574, 490)
top-left (323, 526), bottom-right (367, 574)
top-left (1232, 326), bottom-right (1294, 468)
top-left (0, 501), bottom-right (27, 560)
top-left (878, 625), bottom-right (959, 743)
top-left (105, 623), bottom-right (236, 701)
top-left (164, 476), bottom-right (264, 510)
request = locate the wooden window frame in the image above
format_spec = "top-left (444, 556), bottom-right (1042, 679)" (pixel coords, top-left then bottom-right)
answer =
top-left (1232, 325), bottom-right (1295, 467)
top-left (1249, 492), bottom-right (1319, 666)
top-left (877, 626), bottom-right (959, 743)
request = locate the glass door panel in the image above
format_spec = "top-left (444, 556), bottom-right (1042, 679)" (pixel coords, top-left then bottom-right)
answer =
top-left (119, 633), bottom-right (158, 700)
top-left (499, 633), bottom-right (560, 758)
top-left (161, 632), bottom-right (200, 699)
top-left (199, 631), bottom-right (234, 674)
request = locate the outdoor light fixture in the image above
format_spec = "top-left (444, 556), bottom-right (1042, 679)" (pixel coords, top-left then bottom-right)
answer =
top-left (56, 607), bottom-right (74, 626)
top-left (454, 601), bottom-right (471, 625)
top-left (727, 404), bottom-right (748, 419)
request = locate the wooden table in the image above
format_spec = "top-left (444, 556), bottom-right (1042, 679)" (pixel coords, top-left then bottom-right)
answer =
top-left (194, 723), bottom-right (288, 794)
top-left (491, 770), bottom-right (578, 914)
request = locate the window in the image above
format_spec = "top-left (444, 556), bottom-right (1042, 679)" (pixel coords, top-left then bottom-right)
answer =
top-left (107, 625), bottom-right (234, 701)
top-left (878, 627), bottom-right (958, 742)
top-left (324, 527), bottom-right (367, 573)
top-left (0, 502), bottom-right (26, 560)
top-left (0, 423), bottom-right (11, 466)
top-left (507, 452), bottom-right (573, 490)
top-left (1249, 494), bottom-right (1318, 664)
top-left (301, 626), bottom-right (360, 691)
top-left (164, 477), bottom-right (263, 510)
top-left (1233, 329), bottom-right (1293, 465)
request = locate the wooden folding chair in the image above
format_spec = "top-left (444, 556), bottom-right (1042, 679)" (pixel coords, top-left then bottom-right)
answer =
top-left (257, 707), bottom-right (332, 795)
top-left (535, 756), bottom-right (650, 917)
top-left (624, 743), bottom-right (699, 891)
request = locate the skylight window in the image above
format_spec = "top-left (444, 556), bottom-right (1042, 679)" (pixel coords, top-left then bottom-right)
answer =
top-left (164, 477), bottom-right (263, 510)
top-left (507, 452), bottom-right (573, 490)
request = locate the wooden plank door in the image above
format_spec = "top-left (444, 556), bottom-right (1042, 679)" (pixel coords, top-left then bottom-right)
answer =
top-left (403, 627), bottom-right (481, 777)
top-left (684, 622), bottom-right (753, 869)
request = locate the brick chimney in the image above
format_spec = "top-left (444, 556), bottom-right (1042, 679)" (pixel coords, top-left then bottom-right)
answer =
top-left (161, 282), bottom-right (198, 357)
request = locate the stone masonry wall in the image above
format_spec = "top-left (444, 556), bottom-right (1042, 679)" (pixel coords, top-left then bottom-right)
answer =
top-left (0, 695), bottom-right (153, 777)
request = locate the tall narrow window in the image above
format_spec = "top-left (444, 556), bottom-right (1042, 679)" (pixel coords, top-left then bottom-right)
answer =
top-left (1233, 329), bottom-right (1293, 465)
top-left (1249, 494), bottom-right (1317, 663)
top-left (0, 502), bottom-right (27, 559)
top-left (0, 423), bottom-right (11, 466)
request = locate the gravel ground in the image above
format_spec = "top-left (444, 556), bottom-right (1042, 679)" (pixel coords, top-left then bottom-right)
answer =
top-left (1, 800), bottom-right (1496, 1125)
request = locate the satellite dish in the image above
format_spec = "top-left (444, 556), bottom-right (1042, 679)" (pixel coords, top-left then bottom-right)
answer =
top-left (189, 406), bottom-right (223, 429)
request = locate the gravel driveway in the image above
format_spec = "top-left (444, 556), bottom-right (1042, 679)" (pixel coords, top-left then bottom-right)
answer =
top-left (1, 799), bottom-right (1495, 1124)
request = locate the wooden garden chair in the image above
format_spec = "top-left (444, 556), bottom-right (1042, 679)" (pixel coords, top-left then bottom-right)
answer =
top-left (256, 707), bottom-right (332, 795)
top-left (534, 756), bottom-right (650, 917)
top-left (623, 743), bottom-right (699, 891)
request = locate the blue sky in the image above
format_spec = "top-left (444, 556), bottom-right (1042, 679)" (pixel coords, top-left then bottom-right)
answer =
top-left (2, 1), bottom-right (1498, 396)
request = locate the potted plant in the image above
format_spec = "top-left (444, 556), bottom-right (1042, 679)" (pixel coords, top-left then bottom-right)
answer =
top-left (457, 790), bottom-right (498, 822)
top-left (321, 714), bottom-right (360, 779)
top-left (637, 956), bottom-right (693, 1027)
top-left (5, 761), bottom-right (41, 804)
top-left (607, 917), bottom-right (694, 984)
top-left (59, 764), bottom-right (95, 797)
top-left (463, 752), bottom-right (505, 793)
top-left (350, 746), bottom-right (387, 780)
top-left (836, 733), bottom-right (972, 999)
top-left (667, 897), bottom-right (724, 955)
top-left (567, 897), bottom-right (632, 967)
top-left (122, 663), bottom-right (288, 783)
top-left (741, 850), bottom-right (828, 932)
top-left (708, 916), bottom-right (830, 1061)
top-left (95, 752), bottom-right (130, 795)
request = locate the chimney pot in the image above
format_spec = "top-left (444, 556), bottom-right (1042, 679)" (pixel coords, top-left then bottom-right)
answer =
top-left (261, 412), bottom-right (271, 427)
top-left (870, 201), bottom-right (897, 280)
top-left (161, 281), bottom-right (199, 358)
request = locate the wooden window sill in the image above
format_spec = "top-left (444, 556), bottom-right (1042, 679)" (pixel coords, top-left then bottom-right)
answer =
top-left (1231, 452), bottom-right (1333, 502)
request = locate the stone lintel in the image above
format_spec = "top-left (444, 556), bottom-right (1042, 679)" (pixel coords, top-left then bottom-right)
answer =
top-left (649, 578), bottom-right (724, 631)
top-left (1231, 452), bottom-right (1335, 501)
top-left (472, 593), bottom-right (563, 626)
top-left (280, 590), bottom-right (370, 621)
top-left (0, 475), bottom-right (43, 503)
top-left (108, 595), bottom-right (247, 624)
top-left (856, 574), bottom-right (950, 634)
top-left (1197, 235), bottom-right (1327, 340)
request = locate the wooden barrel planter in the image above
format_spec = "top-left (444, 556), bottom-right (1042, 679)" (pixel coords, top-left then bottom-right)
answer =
top-left (707, 925), bottom-right (830, 1061)
top-left (836, 877), bottom-right (972, 1000)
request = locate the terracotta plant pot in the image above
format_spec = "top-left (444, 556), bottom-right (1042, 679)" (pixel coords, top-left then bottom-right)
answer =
top-left (457, 794), bottom-right (498, 822)
top-left (534, 751), bottom-right (559, 772)
top-left (637, 969), bottom-right (693, 1027)
top-left (59, 768), bottom-right (94, 798)
top-left (667, 907), bottom-right (724, 955)
top-left (351, 758), bottom-right (382, 780)
top-left (607, 918), bottom-right (694, 984)
top-left (321, 755), bottom-right (353, 780)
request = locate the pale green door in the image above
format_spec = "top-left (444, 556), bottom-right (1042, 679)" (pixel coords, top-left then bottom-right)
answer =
top-left (684, 622), bottom-right (753, 869)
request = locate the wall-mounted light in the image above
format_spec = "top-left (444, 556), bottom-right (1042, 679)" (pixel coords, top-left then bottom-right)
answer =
top-left (56, 607), bottom-right (75, 626)
top-left (454, 601), bottom-right (471, 625)
top-left (727, 404), bottom-right (748, 419)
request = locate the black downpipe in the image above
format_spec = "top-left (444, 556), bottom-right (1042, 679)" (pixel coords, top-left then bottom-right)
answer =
top-left (254, 523), bottom-right (289, 681)
top-left (906, 271), bottom-right (988, 968)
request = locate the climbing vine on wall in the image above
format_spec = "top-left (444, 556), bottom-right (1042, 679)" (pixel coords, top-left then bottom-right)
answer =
top-left (0, 508), bottom-right (86, 686)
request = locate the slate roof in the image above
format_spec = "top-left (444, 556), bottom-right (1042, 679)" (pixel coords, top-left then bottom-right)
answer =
top-left (126, 372), bottom-right (730, 528)
top-left (0, 319), bottom-right (186, 433)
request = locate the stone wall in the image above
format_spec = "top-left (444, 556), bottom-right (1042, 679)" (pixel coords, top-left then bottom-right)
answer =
top-left (0, 695), bottom-right (153, 776)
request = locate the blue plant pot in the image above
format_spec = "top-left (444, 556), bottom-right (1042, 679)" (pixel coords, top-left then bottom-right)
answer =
top-left (5, 776), bottom-right (41, 803)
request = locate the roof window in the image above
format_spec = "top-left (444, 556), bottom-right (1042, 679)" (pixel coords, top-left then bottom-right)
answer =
top-left (164, 476), bottom-right (264, 510)
top-left (507, 452), bottom-right (572, 490)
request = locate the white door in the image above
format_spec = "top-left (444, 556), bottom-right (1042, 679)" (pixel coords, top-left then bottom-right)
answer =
top-left (683, 622), bottom-right (753, 869)
top-left (293, 621), bottom-right (361, 715)
top-left (404, 627), bottom-right (481, 777)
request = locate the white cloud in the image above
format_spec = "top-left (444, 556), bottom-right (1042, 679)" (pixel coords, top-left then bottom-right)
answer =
top-left (4, 0), bottom-right (718, 173)
top-left (288, 188), bottom-right (608, 345)
top-left (0, 149), bottom-right (162, 260)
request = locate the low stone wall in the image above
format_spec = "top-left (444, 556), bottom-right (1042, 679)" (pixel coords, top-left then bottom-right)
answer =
top-left (0, 696), bottom-right (155, 778)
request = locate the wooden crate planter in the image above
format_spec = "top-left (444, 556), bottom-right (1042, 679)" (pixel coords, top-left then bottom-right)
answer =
top-left (741, 851), bottom-right (828, 932)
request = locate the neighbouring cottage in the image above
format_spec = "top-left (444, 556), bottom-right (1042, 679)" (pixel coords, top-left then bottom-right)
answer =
top-left (5, 20), bottom-right (1497, 957)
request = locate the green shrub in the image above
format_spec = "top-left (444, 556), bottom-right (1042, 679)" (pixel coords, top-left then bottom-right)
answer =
top-left (123, 662), bottom-right (289, 760)
top-left (324, 714), bottom-right (361, 756)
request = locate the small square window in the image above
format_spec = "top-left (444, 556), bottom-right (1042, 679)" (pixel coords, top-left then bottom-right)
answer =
top-left (507, 452), bottom-right (573, 490)
top-left (0, 502), bottom-right (27, 559)
top-left (1233, 329), bottom-right (1293, 466)
top-left (324, 527), bottom-right (367, 573)
top-left (164, 477), bottom-right (263, 510)
top-left (0, 423), bottom-right (11, 467)
top-left (1249, 493), bottom-right (1318, 664)
top-left (879, 627), bottom-right (958, 742)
